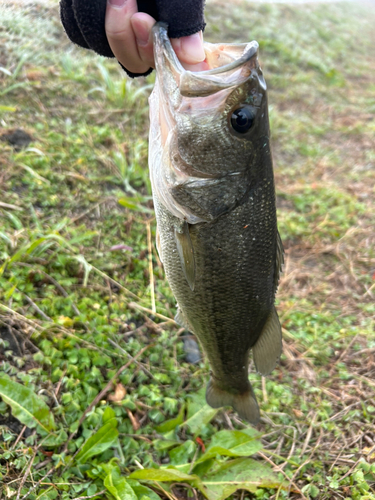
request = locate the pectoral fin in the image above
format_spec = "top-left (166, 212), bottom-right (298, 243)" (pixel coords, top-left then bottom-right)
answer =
top-left (174, 222), bottom-right (195, 291)
top-left (252, 306), bottom-right (282, 376)
top-left (171, 173), bottom-right (250, 222)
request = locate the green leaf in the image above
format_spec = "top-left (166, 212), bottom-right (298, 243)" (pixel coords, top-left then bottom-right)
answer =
top-left (186, 390), bottom-right (206, 419)
top-left (4, 284), bottom-right (17, 301)
top-left (129, 468), bottom-right (207, 498)
top-left (102, 406), bottom-right (116, 424)
top-left (37, 487), bottom-right (58, 500)
top-left (0, 82), bottom-right (29, 96)
top-left (180, 390), bottom-right (218, 435)
top-left (4, 210), bottom-right (23, 230)
top-left (302, 484), bottom-right (320, 498)
top-left (182, 404), bottom-right (218, 435)
top-left (154, 403), bottom-right (185, 433)
top-left (169, 440), bottom-right (197, 466)
top-left (0, 376), bottom-right (55, 434)
top-left (195, 430), bottom-right (263, 464)
top-left (153, 439), bottom-right (181, 451)
top-left (237, 427), bottom-right (260, 439)
top-left (209, 429), bottom-right (261, 449)
top-left (0, 231), bottom-right (12, 247)
top-left (0, 105), bottom-right (16, 111)
top-left (192, 459), bottom-right (215, 478)
top-left (75, 421), bottom-right (119, 463)
top-left (127, 480), bottom-right (163, 500)
top-left (9, 234), bottom-right (70, 265)
top-left (129, 468), bottom-right (197, 482)
top-left (41, 429), bottom-right (68, 447)
top-left (202, 458), bottom-right (284, 500)
top-left (118, 196), bottom-right (153, 214)
top-left (104, 467), bottom-right (137, 500)
top-left (0, 258), bottom-right (9, 278)
top-left (17, 163), bottom-right (51, 184)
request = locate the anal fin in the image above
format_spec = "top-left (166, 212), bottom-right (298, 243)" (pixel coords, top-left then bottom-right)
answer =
top-left (175, 305), bottom-right (191, 330)
top-left (274, 230), bottom-right (284, 290)
top-left (252, 306), bottom-right (282, 376)
top-left (206, 379), bottom-right (260, 425)
top-left (174, 221), bottom-right (195, 291)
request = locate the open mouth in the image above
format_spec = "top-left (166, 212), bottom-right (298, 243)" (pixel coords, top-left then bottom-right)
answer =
top-left (152, 22), bottom-right (260, 97)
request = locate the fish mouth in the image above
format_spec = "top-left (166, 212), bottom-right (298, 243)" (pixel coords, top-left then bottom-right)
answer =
top-left (152, 22), bottom-right (259, 98)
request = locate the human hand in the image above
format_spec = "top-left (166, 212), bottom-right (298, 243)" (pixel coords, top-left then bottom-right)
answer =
top-left (105, 0), bottom-right (207, 74)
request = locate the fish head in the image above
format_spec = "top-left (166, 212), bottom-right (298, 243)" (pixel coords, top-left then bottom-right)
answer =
top-left (149, 23), bottom-right (271, 222)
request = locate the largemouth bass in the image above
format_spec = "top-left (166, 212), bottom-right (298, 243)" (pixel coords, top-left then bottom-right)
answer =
top-left (149, 23), bottom-right (283, 424)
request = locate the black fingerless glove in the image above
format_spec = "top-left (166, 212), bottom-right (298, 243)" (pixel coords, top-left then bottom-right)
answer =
top-left (60, 0), bottom-right (206, 78)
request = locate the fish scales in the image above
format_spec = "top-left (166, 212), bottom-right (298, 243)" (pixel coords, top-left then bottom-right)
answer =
top-left (150, 23), bottom-right (283, 424)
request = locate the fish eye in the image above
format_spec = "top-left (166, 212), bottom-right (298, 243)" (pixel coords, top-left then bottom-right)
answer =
top-left (230, 106), bottom-right (256, 134)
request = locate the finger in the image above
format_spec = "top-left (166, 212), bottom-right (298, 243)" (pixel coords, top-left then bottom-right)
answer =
top-left (105, 0), bottom-right (151, 75)
top-left (130, 13), bottom-right (156, 69)
top-left (171, 32), bottom-right (206, 65)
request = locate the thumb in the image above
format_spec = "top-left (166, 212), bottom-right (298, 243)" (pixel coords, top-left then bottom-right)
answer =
top-left (171, 32), bottom-right (206, 67)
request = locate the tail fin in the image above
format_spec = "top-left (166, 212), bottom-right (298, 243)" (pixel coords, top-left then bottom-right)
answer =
top-left (206, 379), bottom-right (260, 425)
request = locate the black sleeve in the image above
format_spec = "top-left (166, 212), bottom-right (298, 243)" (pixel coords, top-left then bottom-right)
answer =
top-left (59, 0), bottom-right (206, 78)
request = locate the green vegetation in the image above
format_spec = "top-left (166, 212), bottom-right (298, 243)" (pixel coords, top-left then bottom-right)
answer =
top-left (1, 1), bottom-right (374, 499)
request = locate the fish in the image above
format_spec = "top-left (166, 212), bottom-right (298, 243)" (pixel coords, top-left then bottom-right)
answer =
top-left (149, 23), bottom-right (283, 424)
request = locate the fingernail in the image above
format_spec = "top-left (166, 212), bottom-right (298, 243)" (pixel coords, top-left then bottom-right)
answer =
top-left (132, 18), bottom-right (150, 46)
top-left (108, 0), bottom-right (126, 7)
top-left (180, 32), bottom-right (205, 63)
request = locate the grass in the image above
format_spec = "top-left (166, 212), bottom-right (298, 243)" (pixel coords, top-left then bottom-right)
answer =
top-left (0, 1), bottom-right (375, 499)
